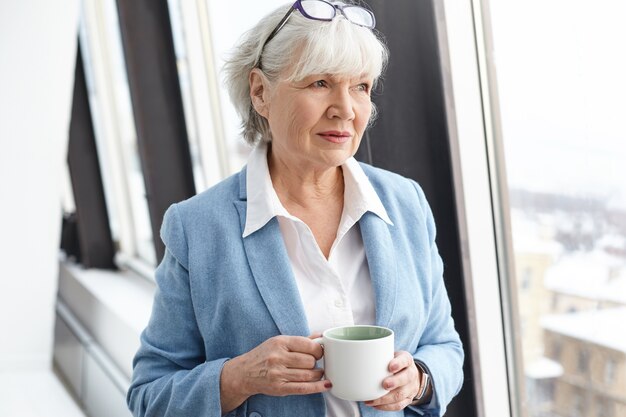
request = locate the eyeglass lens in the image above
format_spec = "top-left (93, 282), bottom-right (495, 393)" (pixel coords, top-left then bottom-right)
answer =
top-left (300, 1), bottom-right (375, 28)
top-left (342, 6), bottom-right (375, 27)
top-left (300, 0), bottom-right (335, 20)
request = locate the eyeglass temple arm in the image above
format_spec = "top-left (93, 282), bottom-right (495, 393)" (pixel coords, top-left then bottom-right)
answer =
top-left (263, 6), bottom-right (297, 47)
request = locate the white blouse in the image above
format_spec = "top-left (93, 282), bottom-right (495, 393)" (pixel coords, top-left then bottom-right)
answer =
top-left (243, 143), bottom-right (393, 417)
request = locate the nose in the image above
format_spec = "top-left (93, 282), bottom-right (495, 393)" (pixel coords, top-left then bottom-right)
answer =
top-left (326, 88), bottom-right (355, 121)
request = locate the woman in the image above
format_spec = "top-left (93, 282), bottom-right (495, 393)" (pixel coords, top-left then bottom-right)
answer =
top-left (127, 1), bottom-right (464, 416)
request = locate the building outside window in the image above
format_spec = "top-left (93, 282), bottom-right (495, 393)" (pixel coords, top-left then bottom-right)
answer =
top-left (597, 401), bottom-right (614, 417)
top-left (488, 0), bottom-right (626, 416)
top-left (604, 357), bottom-right (616, 386)
top-left (572, 392), bottom-right (586, 417)
top-left (551, 337), bottom-right (563, 361)
top-left (520, 267), bottom-right (532, 290)
top-left (576, 348), bottom-right (589, 373)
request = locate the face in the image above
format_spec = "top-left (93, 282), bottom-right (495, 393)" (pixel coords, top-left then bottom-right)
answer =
top-left (251, 69), bottom-right (374, 173)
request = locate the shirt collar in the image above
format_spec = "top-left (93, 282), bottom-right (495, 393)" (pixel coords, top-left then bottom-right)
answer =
top-left (243, 142), bottom-right (393, 238)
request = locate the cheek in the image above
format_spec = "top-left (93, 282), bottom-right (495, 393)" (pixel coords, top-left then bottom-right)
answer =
top-left (356, 102), bottom-right (373, 130)
top-left (291, 101), bottom-right (322, 132)
top-left (272, 98), bottom-right (303, 137)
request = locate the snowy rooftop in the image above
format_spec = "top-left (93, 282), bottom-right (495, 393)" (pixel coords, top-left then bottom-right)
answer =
top-left (510, 210), bottom-right (562, 255)
top-left (541, 308), bottom-right (626, 353)
top-left (525, 356), bottom-right (564, 379)
top-left (544, 251), bottom-right (626, 304)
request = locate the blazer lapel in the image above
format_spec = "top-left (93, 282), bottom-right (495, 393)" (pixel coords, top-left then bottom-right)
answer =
top-left (360, 211), bottom-right (398, 328)
top-left (234, 195), bottom-right (310, 337)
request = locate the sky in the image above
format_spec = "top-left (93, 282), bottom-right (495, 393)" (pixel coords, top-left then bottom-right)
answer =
top-left (490, 0), bottom-right (626, 208)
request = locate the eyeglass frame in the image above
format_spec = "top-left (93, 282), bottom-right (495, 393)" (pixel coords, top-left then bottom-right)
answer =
top-left (257, 0), bottom-right (376, 68)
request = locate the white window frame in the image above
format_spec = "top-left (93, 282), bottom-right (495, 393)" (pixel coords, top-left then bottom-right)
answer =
top-left (167, 0), bottom-right (231, 189)
top-left (439, 0), bottom-right (527, 416)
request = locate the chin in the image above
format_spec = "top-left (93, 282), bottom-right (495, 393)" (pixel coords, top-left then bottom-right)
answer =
top-left (317, 150), bottom-right (354, 169)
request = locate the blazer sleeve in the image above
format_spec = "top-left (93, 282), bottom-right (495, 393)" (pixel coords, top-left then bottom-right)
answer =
top-left (408, 182), bottom-right (465, 417)
top-left (127, 204), bottom-right (231, 417)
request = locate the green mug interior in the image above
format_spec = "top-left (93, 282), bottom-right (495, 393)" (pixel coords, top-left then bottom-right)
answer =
top-left (325, 326), bottom-right (392, 341)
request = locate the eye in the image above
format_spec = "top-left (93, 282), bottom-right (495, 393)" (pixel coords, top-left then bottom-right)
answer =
top-left (311, 79), bottom-right (328, 88)
top-left (354, 83), bottom-right (370, 93)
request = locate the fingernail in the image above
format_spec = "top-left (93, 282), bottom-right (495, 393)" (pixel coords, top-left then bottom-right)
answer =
top-left (324, 381), bottom-right (333, 389)
top-left (384, 382), bottom-right (393, 389)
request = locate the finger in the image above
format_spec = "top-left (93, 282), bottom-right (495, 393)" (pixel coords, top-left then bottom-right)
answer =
top-left (282, 379), bottom-right (332, 396)
top-left (365, 385), bottom-right (416, 407)
top-left (388, 351), bottom-right (414, 373)
top-left (383, 366), bottom-right (417, 391)
top-left (282, 351), bottom-right (319, 369)
top-left (372, 398), bottom-right (413, 412)
top-left (284, 336), bottom-right (324, 359)
top-left (281, 367), bottom-right (325, 383)
top-left (308, 332), bottom-right (323, 339)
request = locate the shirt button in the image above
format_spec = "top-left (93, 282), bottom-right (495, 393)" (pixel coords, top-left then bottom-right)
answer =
top-left (334, 299), bottom-right (344, 308)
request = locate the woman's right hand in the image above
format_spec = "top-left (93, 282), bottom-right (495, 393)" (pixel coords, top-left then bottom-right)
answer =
top-left (219, 335), bottom-right (330, 413)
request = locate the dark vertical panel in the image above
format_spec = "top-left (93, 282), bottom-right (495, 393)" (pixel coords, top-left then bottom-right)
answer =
top-left (67, 45), bottom-right (116, 270)
top-left (115, 0), bottom-right (195, 262)
top-left (359, 1), bottom-right (479, 416)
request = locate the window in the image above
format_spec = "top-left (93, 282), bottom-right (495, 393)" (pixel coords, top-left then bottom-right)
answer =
top-left (62, 164), bottom-right (76, 216)
top-left (476, 1), bottom-right (626, 416)
top-left (204, 0), bottom-right (289, 173)
top-left (79, 0), bottom-right (155, 266)
top-left (572, 392), bottom-right (587, 417)
top-left (551, 293), bottom-right (559, 311)
top-left (597, 401), bottom-right (614, 417)
top-left (520, 267), bottom-right (532, 290)
top-left (604, 358), bottom-right (616, 386)
top-left (166, 0), bottom-right (227, 191)
top-left (577, 349), bottom-right (589, 374)
top-left (166, 0), bottom-right (290, 190)
top-left (551, 338), bottom-right (563, 361)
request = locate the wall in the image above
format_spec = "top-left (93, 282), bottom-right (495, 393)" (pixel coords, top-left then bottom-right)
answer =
top-left (546, 332), bottom-right (626, 417)
top-left (515, 251), bottom-right (553, 362)
top-left (0, 1), bottom-right (79, 370)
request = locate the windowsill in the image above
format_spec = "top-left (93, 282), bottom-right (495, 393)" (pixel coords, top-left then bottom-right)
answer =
top-left (0, 369), bottom-right (85, 417)
top-left (57, 260), bottom-right (156, 378)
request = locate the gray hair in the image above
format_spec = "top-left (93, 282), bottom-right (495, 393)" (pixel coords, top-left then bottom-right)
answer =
top-left (222, 2), bottom-right (389, 145)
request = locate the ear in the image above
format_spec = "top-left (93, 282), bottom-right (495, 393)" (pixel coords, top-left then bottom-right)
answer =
top-left (249, 69), bottom-right (270, 118)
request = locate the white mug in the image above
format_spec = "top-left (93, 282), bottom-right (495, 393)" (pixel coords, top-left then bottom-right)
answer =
top-left (315, 325), bottom-right (394, 401)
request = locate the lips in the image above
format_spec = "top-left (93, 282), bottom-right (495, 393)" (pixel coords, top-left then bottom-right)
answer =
top-left (318, 130), bottom-right (353, 144)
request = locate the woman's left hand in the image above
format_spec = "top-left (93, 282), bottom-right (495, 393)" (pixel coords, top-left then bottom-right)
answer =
top-left (364, 351), bottom-right (420, 411)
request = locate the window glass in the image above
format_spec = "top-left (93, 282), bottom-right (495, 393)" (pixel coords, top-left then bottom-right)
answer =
top-left (62, 164), bottom-right (76, 215)
top-left (205, 0), bottom-right (288, 173)
top-left (489, 1), bottom-right (626, 416)
top-left (166, 0), bottom-right (213, 192)
top-left (166, 0), bottom-right (289, 192)
top-left (79, 0), bottom-right (155, 266)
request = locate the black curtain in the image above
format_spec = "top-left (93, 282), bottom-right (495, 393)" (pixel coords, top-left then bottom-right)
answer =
top-left (357, 1), bottom-right (479, 416)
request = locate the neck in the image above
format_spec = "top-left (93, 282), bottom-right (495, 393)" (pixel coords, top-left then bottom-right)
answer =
top-left (267, 145), bottom-right (344, 209)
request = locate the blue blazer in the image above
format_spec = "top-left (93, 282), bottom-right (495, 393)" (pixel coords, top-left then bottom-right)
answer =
top-left (127, 163), bottom-right (464, 417)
